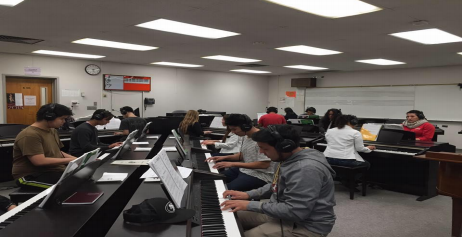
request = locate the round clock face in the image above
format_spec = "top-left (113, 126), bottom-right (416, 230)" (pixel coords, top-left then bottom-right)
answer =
top-left (85, 64), bottom-right (101, 75)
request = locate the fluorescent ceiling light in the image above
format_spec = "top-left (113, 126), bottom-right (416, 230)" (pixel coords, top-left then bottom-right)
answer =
top-left (203, 55), bottom-right (261, 63)
top-left (32, 50), bottom-right (105, 59)
top-left (136, 19), bottom-right (240, 39)
top-left (72, 38), bottom-right (157, 51)
top-left (151, 62), bottom-right (203, 68)
top-left (285, 65), bottom-right (328, 70)
top-left (458, 52), bottom-right (462, 55)
top-left (0, 0), bottom-right (24, 7)
top-left (265, 0), bottom-right (382, 18)
top-left (356, 59), bottom-right (405, 65)
top-left (276, 45), bottom-right (341, 55)
top-left (231, 69), bottom-right (271, 74)
top-left (390, 28), bottom-right (462, 45)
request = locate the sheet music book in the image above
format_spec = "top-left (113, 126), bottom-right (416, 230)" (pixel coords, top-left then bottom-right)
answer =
top-left (111, 160), bottom-right (150, 165)
top-left (148, 149), bottom-right (188, 208)
top-left (210, 116), bottom-right (226, 128)
top-left (360, 123), bottom-right (383, 141)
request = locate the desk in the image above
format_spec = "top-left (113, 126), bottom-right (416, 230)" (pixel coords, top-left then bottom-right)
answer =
top-left (0, 136), bottom-right (166, 236)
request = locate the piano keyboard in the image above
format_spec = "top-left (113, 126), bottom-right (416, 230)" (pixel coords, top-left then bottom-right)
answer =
top-left (316, 143), bottom-right (418, 156)
top-left (0, 188), bottom-right (49, 229)
top-left (200, 180), bottom-right (241, 237)
top-left (194, 153), bottom-right (219, 174)
top-left (199, 140), bottom-right (207, 149)
top-left (205, 153), bottom-right (219, 174)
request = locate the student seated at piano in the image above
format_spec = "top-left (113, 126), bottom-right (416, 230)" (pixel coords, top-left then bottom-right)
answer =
top-left (13, 103), bottom-right (77, 190)
top-left (402, 110), bottom-right (435, 141)
top-left (69, 109), bottom-right (123, 157)
top-left (283, 107), bottom-right (298, 121)
top-left (0, 195), bottom-right (16, 213)
top-left (114, 106), bottom-right (147, 139)
top-left (324, 115), bottom-right (375, 168)
top-left (178, 110), bottom-right (212, 138)
top-left (200, 115), bottom-right (243, 156)
top-left (299, 106), bottom-right (319, 118)
top-left (258, 106), bottom-right (286, 128)
top-left (206, 114), bottom-right (274, 191)
top-left (319, 108), bottom-right (342, 132)
top-left (220, 125), bottom-right (336, 237)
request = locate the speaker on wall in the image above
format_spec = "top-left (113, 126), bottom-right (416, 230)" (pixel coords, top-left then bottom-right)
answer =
top-left (291, 78), bottom-right (317, 88)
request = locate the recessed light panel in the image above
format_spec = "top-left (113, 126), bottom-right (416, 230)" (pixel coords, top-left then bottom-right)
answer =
top-left (0, 0), bottom-right (24, 7)
top-left (203, 55), bottom-right (261, 63)
top-left (265, 0), bottom-right (382, 18)
top-left (390, 28), bottom-right (462, 45)
top-left (285, 65), bottom-right (328, 70)
top-left (276, 45), bottom-right (341, 55)
top-left (136, 19), bottom-right (240, 39)
top-left (73, 38), bottom-right (157, 51)
top-left (151, 62), bottom-right (203, 68)
top-left (356, 59), bottom-right (405, 65)
top-left (230, 69), bottom-right (271, 74)
top-left (32, 50), bottom-right (105, 59)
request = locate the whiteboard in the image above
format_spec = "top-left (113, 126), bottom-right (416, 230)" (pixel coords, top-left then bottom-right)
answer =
top-left (414, 85), bottom-right (462, 121)
top-left (305, 85), bottom-right (462, 121)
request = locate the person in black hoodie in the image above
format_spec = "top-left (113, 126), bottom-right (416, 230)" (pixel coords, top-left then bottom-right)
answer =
top-left (283, 107), bottom-right (298, 121)
top-left (69, 109), bottom-right (122, 157)
top-left (178, 110), bottom-right (211, 138)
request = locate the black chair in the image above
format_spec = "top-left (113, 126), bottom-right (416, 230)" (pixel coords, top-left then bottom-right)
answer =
top-left (329, 165), bottom-right (368, 200)
top-left (9, 188), bottom-right (41, 204)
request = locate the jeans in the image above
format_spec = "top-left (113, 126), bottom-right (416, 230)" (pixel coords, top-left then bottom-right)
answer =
top-left (325, 158), bottom-right (370, 169)
top-left (223, 167), bottom-right (268, 192)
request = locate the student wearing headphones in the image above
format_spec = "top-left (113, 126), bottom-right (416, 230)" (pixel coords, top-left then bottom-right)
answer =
top-left (403, 110), bottom-right (435, 141)
top-left (114, 106), bottom-right (147, 139)
top-left (258, 106), bottom-right (287, 128)
top-left (324, 115), bottom-right (375, 168)
top-left (206, 114), bottom-right (274, 191)
top-left (220, 125), bottom-right (336, 237)
top-left (13, 103), bottom-right (77, 190)
top-left (200, 115), bottom-right (243, 156)
top-left (69, 109), bottom-right (123, 157)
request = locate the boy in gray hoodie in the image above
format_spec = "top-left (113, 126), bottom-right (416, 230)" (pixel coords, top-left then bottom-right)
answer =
top-left (221, 125), bottom-right (336, 237)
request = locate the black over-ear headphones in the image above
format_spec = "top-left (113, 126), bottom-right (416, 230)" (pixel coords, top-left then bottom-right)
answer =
top-left (239, 114), bottom-right (253, 132)
top-left (267, 125), bottom-right (297, 153)
top-left (120, 107), bottom-right (127, 115)
top-left (44, 103), bottom-right (57, 121)
top-left (416, 110), bottom-right (425, 120)
top-left (348, 115), bottom-right (359, 126)
top-left (93, 110), bottom-right (107, 120)
top-left (266, 107), bottom-right (278, 114)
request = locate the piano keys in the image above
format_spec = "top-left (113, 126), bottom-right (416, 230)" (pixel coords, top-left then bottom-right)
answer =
top-left (314, 140), bottom-right (456, 201)
top-left (0, 188), bottom-right (49, 230)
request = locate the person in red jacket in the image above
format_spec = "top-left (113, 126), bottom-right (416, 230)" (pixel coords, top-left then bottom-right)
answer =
top-left (258, 107), bottom-right (286, 128)
top-left (402, 110), bottom-right (435, 141)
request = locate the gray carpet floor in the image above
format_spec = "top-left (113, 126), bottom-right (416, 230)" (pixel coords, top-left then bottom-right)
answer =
top-left (0, 182), bottom-right (453, 236)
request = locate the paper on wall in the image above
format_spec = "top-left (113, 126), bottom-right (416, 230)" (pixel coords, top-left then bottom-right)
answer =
top-left (24, 95), bottom-right (37, 106)
top-left (15, 93), bottom-right (23, 106)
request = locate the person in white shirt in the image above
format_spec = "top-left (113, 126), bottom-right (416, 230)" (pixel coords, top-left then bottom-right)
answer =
top-left (323, 114), bottom-right (376, 168)
top-left (201, 115), bottom-right (243, 156)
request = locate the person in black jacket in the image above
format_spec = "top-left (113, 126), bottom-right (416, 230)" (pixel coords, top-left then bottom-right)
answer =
top-left (69, 109), bottom-right (122, 157)
top-left (320, 108), bottom-right (342, 132)
top-left (284, 107), bottom-right (298, 121)
top-left (178, 110), bottom-right (212, 138)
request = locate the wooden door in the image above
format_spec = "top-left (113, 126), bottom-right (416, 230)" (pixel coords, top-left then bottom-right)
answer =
top-left (5, 77), bottom-right (54, 125)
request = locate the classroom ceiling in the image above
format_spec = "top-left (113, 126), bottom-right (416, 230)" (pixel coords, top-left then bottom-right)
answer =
top-left (0, 0), bottom-right (461, 75)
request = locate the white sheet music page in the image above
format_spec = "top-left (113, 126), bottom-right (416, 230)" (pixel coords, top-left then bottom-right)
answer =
top-left (148, 149), bottom-right (188, 208)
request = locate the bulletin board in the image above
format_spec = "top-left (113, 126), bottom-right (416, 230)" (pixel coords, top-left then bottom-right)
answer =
top-left (103, 74), bottom-right (151, 92)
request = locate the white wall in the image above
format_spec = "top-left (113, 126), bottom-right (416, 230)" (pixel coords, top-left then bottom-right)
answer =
top-left (268, 65), bottom-right (462, 148)
top-left (0, 53), bottom-right (269, 122)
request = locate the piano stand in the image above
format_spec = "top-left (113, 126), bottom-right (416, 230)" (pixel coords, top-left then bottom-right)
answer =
top-left (453, 198), bottom-right (462, 237)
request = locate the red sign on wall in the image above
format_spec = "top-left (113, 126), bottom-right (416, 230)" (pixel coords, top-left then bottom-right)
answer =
top-left (103, 74), bottom-right (151, 92)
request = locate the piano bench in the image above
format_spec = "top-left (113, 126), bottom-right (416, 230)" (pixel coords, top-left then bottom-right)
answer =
top-left (330, 165), bottom-right (368, 200)
top-left (9, 189), bottom-right (41, 204)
